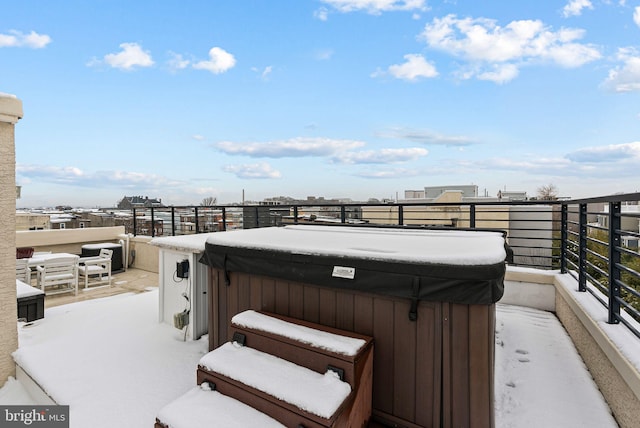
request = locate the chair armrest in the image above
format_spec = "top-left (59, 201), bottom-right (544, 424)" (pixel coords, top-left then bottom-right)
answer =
top-left (80, 257), bottom-right (111, 266)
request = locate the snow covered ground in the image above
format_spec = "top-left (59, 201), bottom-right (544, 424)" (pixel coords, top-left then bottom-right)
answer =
top-left (1, 289), bottom-right (619, 428)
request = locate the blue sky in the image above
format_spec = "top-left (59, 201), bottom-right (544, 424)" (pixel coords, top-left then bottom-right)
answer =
top-left (3, 0), bottom-right (640, 207)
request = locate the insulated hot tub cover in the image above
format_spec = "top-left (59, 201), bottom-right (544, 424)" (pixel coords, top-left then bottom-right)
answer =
top-left (200, 225), bottom-right (509, 306)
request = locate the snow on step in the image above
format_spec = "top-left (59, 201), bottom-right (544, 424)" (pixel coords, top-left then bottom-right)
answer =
top-left (200, 342), bottom-right (352, 419)
top-left (157, 383), bottom-right (286, 428)
top-left (232, 310), bottom-right (366, 357)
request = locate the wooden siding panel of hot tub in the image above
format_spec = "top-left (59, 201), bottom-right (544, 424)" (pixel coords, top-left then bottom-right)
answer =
top-left (441, 302), bottom-right (494, 428)
top-left (209, 268), bottom-right (444, 427)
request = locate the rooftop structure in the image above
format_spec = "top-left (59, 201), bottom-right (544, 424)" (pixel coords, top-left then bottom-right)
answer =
top-left (2, 95), bottom-right (640, 427)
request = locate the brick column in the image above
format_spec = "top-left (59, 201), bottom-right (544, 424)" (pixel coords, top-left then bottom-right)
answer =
top-left (0, 93), bottom-right (23, 383)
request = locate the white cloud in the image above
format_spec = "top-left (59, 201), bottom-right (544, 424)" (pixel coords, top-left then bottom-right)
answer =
top-left (0, 30), bottom-right (51, 48)
top-left (192, 135), bottom-right (205, 141)
top-left (420, 14), bottom-right (601, 83)
top-left (562, 0), bottom-right (593, 18)
top-left (355, 167), bottom-right (423, 178)
top-left (251, 65), bottom-right (273, 79)
top-left (215, 137), bottom-right (366, 157)
top-left (332, 147), bottom-right (428, 164)
top-left (464, 142), bottom-right (640, 180)
top-left (565, 141), bottom-right (640, 162)
top-left (223, 162), bottom-right (281, 179)
top-left (320, 0), bottom-right (428, 14)
top-left (602, 47), bottom-right (640, 92)
top-left (634, 6), bottom-right (640, 28)
top-left (17, 165), bottom-right (84, 184)
top-left (476, 63), bottom-right (519, 83)
top-left (314, 7), bottom-right (329, 21)
top-left (314, 49), bottom-right (334, 61)
top-left (380, 54), bottom-right (438, 81)
top-left (376, 127), bottom-right (476, 146)
top-left (262, 66), bottom-right (273, 78)
top-left (475, 157), bottom-right (572, 172)
top-left (167, 52), bottom-right (190, 71)
top-left (16, 164), bottom-right (185, 188)
top-left (101, 42), bottom-right (154, 70)
top-left (193, 47), bottom-right (236, 74)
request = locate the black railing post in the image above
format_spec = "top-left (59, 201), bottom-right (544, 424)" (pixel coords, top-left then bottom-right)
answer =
top-left (194, 207), bottom-right (200, 234)
top-left (171, 207), bottom-right (176, 236)
top-left (255, 206), bottom-right (260, 228)
top-left (608, 201), bottom-right (621, 324)
top-left (132, 208), bottom-right (137, 236)
top-left (578, 203), bottom-right (587, 292)
top-left (561, 204), bottom-right (567, 273)
top-left (293, 206), bottom-right (299, 224)
top-left (469, 204), bottom-right (476, 229)
top-left (151, 207), bottom-right (156, 238)
top-left (221, 207), bottom-right (227, 231)
top-left (340, 206), bottom-right (346, 223)
top-left (398, 205), bottom-right (404, 226)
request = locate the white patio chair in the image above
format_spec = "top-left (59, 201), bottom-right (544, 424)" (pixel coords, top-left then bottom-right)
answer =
top-left (78, 249), bottom-right (113, 290)
top-left (16, 258), bottom-right (30, 283)
top-left (36, 256), bottom-right (79, 295)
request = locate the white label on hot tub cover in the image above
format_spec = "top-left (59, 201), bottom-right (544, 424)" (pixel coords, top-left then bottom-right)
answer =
top-left (332, 266), bottom-right (355, 279)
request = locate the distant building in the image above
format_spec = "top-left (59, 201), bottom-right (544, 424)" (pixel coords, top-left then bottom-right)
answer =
top-left (366, 184), bottom-right (551, 267)
top-left (403, 185), bottom-right (528, 203)
top-left (115, 214), bottom-right (164, 236)
top-left (422, 185), bottom-right (479, 199)
top-left (49, 213), bottom-right (75, 230)
top-left (75, 210), bottom-right (116, 228)
top-left (596, 204), bottom-right (640, 249)
top-left (16, 212), bottom-right (50, 231)
top-left (117, 195), bottom-right (165, 210)
top-left (498, 190), bottom-right (528, 201)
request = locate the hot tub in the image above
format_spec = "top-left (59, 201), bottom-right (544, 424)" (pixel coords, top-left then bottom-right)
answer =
top-left (200, 225), bottom-right (509, 428)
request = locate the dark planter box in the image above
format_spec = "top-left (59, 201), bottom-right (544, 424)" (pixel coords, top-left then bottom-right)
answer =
top-left (81, 242), bottom-right (123, 273)
top-left (18, 293), bottom-right (44, 322)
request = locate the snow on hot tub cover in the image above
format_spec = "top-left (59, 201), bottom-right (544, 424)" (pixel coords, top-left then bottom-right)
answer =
top-left (200, 225), bottom-right (508, 305)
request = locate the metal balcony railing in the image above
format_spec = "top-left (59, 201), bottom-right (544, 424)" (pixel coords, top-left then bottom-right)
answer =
top-left (126, 192), bottom-right (640, 338)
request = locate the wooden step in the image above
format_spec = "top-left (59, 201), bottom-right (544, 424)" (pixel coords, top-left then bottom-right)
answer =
top-left (155, 383), bottom-right (286, 428)
top-left (219, 310), bottom-right (373, 427)
top-left (198, 342), bottom-right (353, 427)
top-left (162, 310), bottom-right (374, 427)
top-left (228, 310), bottom-right (373, 391)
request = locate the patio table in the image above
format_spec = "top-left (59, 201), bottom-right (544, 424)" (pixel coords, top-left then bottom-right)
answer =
top-left (27, 252), bottom-right (78, 268)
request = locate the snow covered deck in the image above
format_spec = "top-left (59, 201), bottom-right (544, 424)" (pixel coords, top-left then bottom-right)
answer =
top-left (1, 283), bottom-right (620, 428)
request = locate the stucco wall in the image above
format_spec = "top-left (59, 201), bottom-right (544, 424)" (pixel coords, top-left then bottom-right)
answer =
top-left (555, 296), bottom-right (640, 428)
top-left (129, 236), bottom-right (159, 273)
top-left (0, 94), bottom-right (22, 383)
top-left (554, 280), bottom-right (640, 428)
top-left (16, 226), bottom-right (126, 255)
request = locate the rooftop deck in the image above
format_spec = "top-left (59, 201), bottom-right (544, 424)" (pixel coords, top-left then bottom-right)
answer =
top-left (42, 268), bottom-right (158, 309)
top-left (6, 271), bottom-right (619, 427)
top-left (6, 193), bottom-right (640, 427)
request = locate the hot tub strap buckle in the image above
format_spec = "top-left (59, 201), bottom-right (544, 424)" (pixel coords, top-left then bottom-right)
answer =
top-left (223, 254), bottom-right (231, 286)
top-left (409, 277), bottom-right (420, 321)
